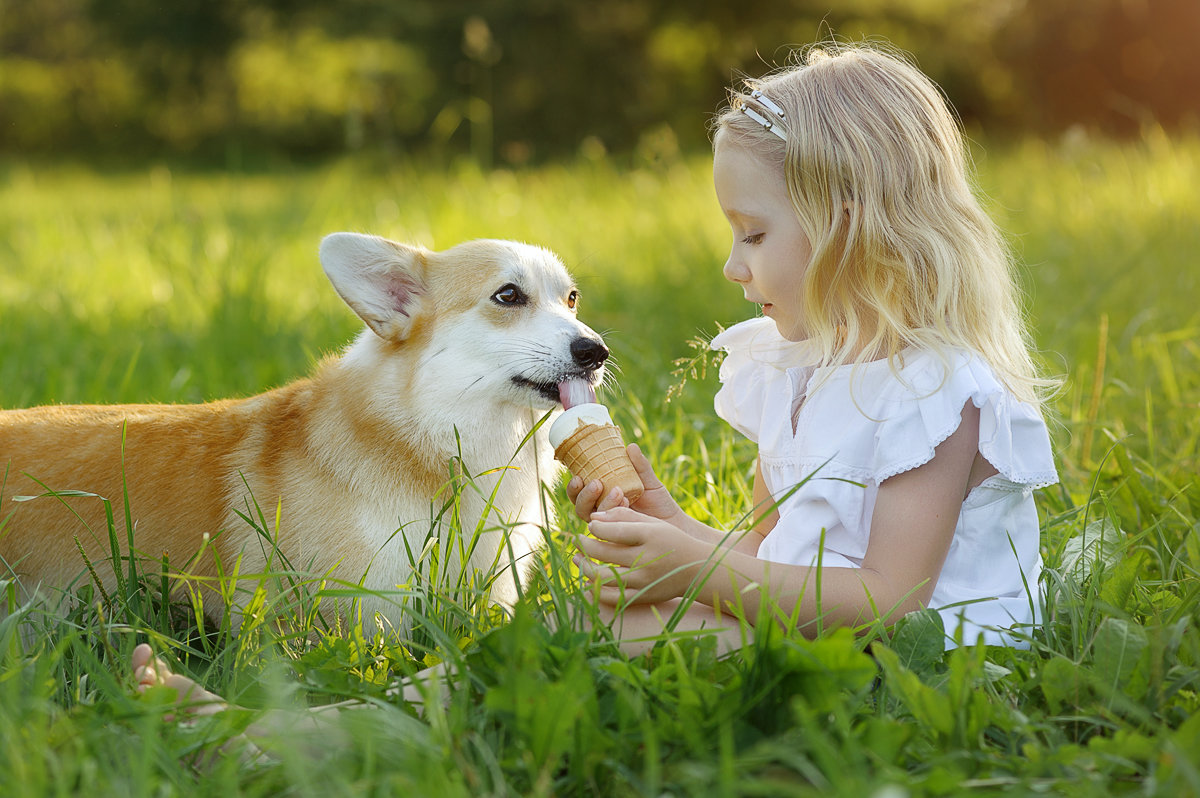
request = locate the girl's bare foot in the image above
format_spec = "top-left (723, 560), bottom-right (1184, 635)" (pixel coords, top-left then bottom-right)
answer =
top-left (131, 643), bottom-right (227, 719)
top-left (131, 643), bottom-right (273, 769)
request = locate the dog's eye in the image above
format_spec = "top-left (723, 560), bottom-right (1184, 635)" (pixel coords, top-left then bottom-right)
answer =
top-left (491, 284), bottom-right (527, 306)
top-left (567, 290), bottom-right (578, 310)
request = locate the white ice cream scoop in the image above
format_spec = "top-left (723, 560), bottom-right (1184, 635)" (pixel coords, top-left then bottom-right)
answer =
top-left (549, 402), bottom-right (613, 449)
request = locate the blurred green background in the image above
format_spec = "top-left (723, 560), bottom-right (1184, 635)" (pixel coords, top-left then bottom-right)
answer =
top-left (2, 0), bottom-right (1198, 165)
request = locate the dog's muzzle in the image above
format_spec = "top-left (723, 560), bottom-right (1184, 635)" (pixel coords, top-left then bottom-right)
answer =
top-left (512, 334), bottom-right (609, 405)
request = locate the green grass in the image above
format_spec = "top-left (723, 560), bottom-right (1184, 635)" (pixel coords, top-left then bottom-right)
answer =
top-left (1, 135), bottom-right (1199, 796)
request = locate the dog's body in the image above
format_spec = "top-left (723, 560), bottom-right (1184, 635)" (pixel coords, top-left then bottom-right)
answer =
top-left (0, 233), bottom-right (607, 632)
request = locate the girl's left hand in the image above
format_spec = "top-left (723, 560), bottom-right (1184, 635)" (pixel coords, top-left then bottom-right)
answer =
top-left (573, 507), bottom-right (706, 605)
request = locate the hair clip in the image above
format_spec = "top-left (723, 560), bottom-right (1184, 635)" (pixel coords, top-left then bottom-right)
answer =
top-left (740, 89), bottom-right (787, 142)
top-left (749, 89), bottom-right (786, 121)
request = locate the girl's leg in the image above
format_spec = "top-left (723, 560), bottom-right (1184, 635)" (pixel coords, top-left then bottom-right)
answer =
top-left (129, 643), bottom-right (446, 750)
top-left (595, 598), bottom-right (754, 657)
top-left (128, 601), bottom-right (749, 744)
top-left (133, 643), bottom-right (443, 709)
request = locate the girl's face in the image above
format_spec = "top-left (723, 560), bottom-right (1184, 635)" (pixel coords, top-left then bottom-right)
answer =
top-left (713, 138), bottom-right (813, 341)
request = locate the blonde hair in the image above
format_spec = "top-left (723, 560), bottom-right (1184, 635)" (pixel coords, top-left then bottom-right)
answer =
top-left (714, 43), bottom-right (1052, 405)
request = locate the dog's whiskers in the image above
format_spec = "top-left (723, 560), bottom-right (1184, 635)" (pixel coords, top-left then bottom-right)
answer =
top-left (457, 374), bottom-right (489, 401)
top-left (494, 341), bottom-right (556, 358)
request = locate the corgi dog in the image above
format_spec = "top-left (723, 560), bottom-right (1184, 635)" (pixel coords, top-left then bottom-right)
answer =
top-left (0, 233), bottom-right (608, 633)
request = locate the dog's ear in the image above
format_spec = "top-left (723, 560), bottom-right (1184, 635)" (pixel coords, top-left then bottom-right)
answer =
top-left (319, 233), bottom-right (428, 341)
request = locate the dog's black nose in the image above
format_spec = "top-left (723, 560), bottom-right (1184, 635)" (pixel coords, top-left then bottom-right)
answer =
top-left (571, 337), bottom-right (609, 371)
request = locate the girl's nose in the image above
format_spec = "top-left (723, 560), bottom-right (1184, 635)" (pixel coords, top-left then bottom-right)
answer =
top-left (723, 254), bottom-right (749, 284)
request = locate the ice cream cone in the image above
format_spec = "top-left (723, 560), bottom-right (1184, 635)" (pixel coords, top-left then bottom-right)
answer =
top-left (554, 423), bottom-right (644, 503)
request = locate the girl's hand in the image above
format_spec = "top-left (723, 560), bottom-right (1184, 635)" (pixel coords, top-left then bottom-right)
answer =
top-left (566, 443), bottom-right (685, 524)
top-left (573, 506), bottom-right (705, 605)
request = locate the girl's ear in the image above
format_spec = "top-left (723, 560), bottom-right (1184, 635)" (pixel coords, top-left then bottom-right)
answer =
top-left (319, 233), bottom-right (428, 342)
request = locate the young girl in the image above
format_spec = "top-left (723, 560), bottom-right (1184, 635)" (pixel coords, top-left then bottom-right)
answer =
top-left (569, 43), bottom-right (1057, 651)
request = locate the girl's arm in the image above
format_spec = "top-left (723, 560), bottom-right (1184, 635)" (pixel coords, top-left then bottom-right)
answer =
top-left (748, 456), bottom-right (780, 543)
top-left (575, 404), bottom-right (981, 633)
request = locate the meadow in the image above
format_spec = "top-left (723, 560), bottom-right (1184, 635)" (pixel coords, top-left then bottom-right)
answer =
top-left (1, 133), bottom-right (1198, 796)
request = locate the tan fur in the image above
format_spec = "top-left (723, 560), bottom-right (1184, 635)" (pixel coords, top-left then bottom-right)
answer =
top-left (0, 234), bottom-right (606, 634)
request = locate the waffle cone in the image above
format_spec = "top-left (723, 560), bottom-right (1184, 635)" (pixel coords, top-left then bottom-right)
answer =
top-left (554, 423), bottom-right (644, 503)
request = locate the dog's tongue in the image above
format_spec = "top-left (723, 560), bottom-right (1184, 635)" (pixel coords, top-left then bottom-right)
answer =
top-left (558, 378), bottom-right (597, 410)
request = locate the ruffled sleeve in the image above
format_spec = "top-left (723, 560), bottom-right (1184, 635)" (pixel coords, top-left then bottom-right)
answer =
top-left (865, 350), bottom-right (1058, 487)
top-left (710, 318), bottom-right (817, 444)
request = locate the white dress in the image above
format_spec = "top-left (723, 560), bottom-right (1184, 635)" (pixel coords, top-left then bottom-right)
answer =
top-left (711, 318), bottom-right (1058, 648)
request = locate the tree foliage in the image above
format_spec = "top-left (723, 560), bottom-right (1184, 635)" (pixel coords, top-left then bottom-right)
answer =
top-left (1, 0), bottom-right (1197, 160)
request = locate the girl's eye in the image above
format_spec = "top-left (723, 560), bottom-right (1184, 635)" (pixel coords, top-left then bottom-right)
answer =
top-left (492, 284), bottom-right (527, 305)
top-left (566, 290), bottom-right (579, 310)
top-left (742, 233), bottom-right (765, 245)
